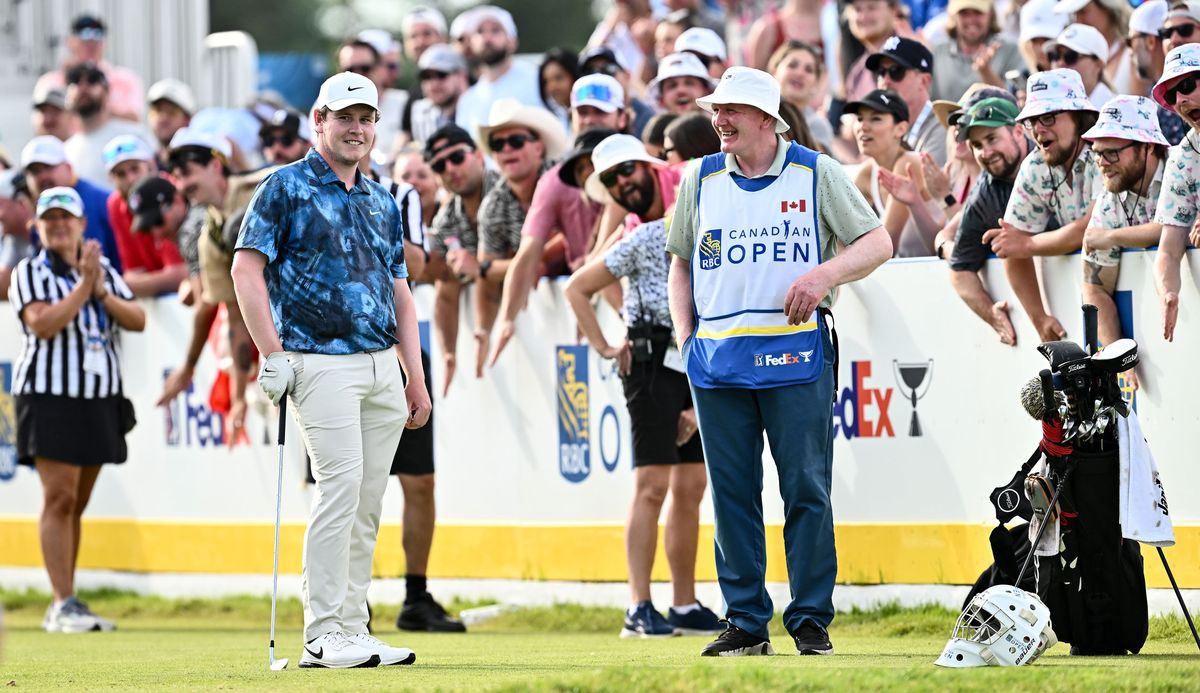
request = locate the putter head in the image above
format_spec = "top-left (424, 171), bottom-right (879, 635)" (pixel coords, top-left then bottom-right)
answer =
top-left (270, 657), bottom-right (289, 671)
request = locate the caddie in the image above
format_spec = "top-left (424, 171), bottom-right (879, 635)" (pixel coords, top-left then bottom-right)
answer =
top-left (665, 66), bottom-right (892, 657)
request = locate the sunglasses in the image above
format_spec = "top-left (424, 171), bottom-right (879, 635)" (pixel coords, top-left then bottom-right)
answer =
top-left (871, 64), bottom-right (908, 82)
top-left (40, 193), bottom-right (77, 207)
top-left (1047, 49), bottom-right (1083, 66)
top-left (488, 132), bottom-right (536, 153)
top-left (419, 70), bottom-right (450, 81)
top-left (582, 62), bottom-right (620, 77)
top-left (430, 148), bottom-right (469, 173)
top-left (262, 133), bottom-right (298, 148)
top-left (1158, 23), bottom-right (1197, 41)
top-left (345, 63), bottom-right (375, 75)
top-left (1165, 75), bottom-right (1200, 106)
top-left (1092, 142), bottom-right (1139, 164)
top-left (1020, 112), bottom-right (1059, 131)
top-left (66, 69), bottom-right (105, 86)
top-left (599, 161), bottom-right (638, 188)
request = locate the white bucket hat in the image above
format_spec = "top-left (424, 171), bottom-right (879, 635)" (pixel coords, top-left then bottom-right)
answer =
top-left (1153, 44), bottom-right (1200, 109)
top-left (1017, 68), bottom-right (1098, 121)
top-left (1044, 23), bottom-right (1108, 60)
top-left (584, 133), bottom-right (665, 203)
top-left (647, 52), bottom-right (716, 103)
top-left (476, 98), bottom-right (568, 160)
top-left (696, 66), bottom-right (790, 134)
top-left (1082, 95), bottom-right (1169, 145)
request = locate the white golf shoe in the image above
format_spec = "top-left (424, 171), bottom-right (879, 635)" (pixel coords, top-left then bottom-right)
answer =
top-left (43, 597), bottom-right (116, 633)
top-left (298, 631), bottom-right (381, 668)
top-left (348, 632), bottom-right (417, 666)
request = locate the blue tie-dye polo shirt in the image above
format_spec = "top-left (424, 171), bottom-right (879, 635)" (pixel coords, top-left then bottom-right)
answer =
top-left (236, 148), bottom-right (408, 355)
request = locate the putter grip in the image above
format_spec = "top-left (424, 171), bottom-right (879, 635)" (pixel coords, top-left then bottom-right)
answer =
top-left (1039, 369), bottom-right (1056, 421)
top-left (277, 396), bottom-right (287, 447)
top-left (1082, 304), bottom-right (1099, 355)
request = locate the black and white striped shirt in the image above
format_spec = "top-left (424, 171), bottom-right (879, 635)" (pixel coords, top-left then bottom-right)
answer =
top-left (8, 249), bottom-right (135, 399)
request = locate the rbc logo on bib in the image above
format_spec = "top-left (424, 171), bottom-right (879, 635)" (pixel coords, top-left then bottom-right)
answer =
top-left (699, 230), bottom-right (721, 270)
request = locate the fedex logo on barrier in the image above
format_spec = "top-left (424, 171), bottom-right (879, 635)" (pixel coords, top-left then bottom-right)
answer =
top-left (163, 370), bottom-right (225, 448)
top-left (833, 360), bottom-right (895, 440)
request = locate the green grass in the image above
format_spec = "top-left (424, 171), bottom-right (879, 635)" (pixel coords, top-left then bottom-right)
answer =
top-left (2, 589), bottom-right (1198, 692)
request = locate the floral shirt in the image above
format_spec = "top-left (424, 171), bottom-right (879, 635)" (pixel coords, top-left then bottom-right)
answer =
top-left (603, 219), bottom-right (672, 329)
top-left (1085, 160), bottom-right (1163, 267)
top-left (1004, 146), bottom-right (1105, 234)
top-left (1153, 130), bottom-right (1200, 230)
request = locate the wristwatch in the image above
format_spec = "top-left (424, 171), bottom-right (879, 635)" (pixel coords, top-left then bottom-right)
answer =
top-left (479, 258), bottom-right (493, 279)
top-left (943, 193), bottom-right (957, 209)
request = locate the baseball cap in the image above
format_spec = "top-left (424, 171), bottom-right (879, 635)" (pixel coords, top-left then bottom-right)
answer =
top-left (129, 177), bottom-right (179, 231)
top-left (1020, 0), bottom-right (1069, 43)
top-left (357, 29), bottom-right (399, 58)
top-left (579, 46), bottom-right (626, 72)
top-left (1167, 0), bottom-right (1200, 22)
top-left (36, 186), bottom-right (84, 218)
top-left (168, 127), bottom-right (233, 160)
top-left (648, 53), bottom-right (716, 103)
top-left (315, 71), bottom-right (379, 112)
top-left (32, 84), bottom-right (66, 110)
top-left (1045, 24), bottom-right (1108, 60)
top-left (0, 169), bottom-right (24, 199)
top-left (459, 5), bottom-right (517, 39)
top-left (21, 135), bottom-right (68, 169)
top-left (1082, 95), bottom-right (1168, 145)
top-left (956, 98), bottom-right (1021, 141)
top-left (844, 88), bottom-right (911, 122)
top-left (866, 36), bottom-right (934, 74)
top-left (404, 6), bottom-right (448, 36)
top-left (70, 14), bottom-right (105, 41)
top-left (102, 135), bottom-right (155, 172)
top-left (675, 27), bottom-right (727, 62)
top-left (1130, 1), bottom-right (1169, 36)
top-left (933, 83), bottom-right (1015, 128)
top-left (584, 134), bottom-right (666, 202)
top-left (559, 128), bottom-right (619, 188)
top-left (1153, 44), bottom-right (1200, 108)
top-left (424, 123), bottom-right (476, 162)
top-left (260, 108), bottom-right (312, 142)
top-left (148, 78), bottom-right (197, 116)
top-left (571, 74), bottom-right (624, 113)
top-left (418, 43), bottom-right (467, 74)
top-left (696, 66), bottom-right (790, 133)
top-left (1017, 68), bottom-right (1098, 121)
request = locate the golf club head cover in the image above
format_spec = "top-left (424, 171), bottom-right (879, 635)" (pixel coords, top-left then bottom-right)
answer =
top-left (1037, 340), bottom-right (1088, 372)
top-left (990, 447), bottom-right (1039, 524)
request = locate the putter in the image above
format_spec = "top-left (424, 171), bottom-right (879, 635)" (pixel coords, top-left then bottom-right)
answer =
top-left (269, 396), bottom-right (289, 671)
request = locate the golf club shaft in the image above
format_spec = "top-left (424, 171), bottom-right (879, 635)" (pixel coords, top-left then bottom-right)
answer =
top-left (269, 396), bottom-right (287, 661)
top-left (1015, 463), bottom-right (1073, 586)
top-left (1156, 547), bottom-right (1200, 652)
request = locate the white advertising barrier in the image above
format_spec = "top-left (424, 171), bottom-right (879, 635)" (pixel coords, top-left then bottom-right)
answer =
top-left (0, 250), bottom-right (1197, 586)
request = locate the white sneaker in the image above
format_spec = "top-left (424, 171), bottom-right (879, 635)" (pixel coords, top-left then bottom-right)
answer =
top-left (43, 597), bottom-right (116, 633)
top-left (348, 632), bottom-right (416, 666)
top-left (298, 631), bottom-right (381, 669)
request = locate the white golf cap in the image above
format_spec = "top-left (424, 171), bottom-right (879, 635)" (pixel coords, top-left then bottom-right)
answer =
top-left (584, 133), bottom-right (666, 203)
top-left (357, 28), bottom-right (399, 57)
top-left (675, 27), bottom-right (727, 62)
top-left (648, 52), bottom-right (716, 103)
top-left (404, 6), bottom-right (448, 35)
top-left (102, 134), bottom-right (155, 172)
top-left (418, 43), bottom-right (467, 74)
top-left (147, 78), bottom-right (197, 116)
top-left (570, 74), bottom-right (625, 113)
top-left (1167, 0), bottom-right (1200, 22)
top-left (21, 135), bottom-right (68, 169)
top-left (1045, 23), bottom-right (1108, 60)
top-left (459, 5), bottom-right (517, 39)
top-left (1082, 95), bottom-right (1169, 145)
top-left (0, 169), bottom-right (22, 199)
top-left (1129, 0), bottom-right (1169, 36)
top-left (315, 71), bottom-right (379, 113)
top-left (168, 127), bottom-right (233, 160)
top-left (1020, 0), bottom-right (1069, 43)
top-left (696, 66), bottom-right (791, 134)
top-left (36, 186), bottom-right (84, 218)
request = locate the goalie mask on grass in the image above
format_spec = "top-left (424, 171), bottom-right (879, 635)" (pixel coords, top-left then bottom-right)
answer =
top-left (935, 585), bottom-right (1057, 668)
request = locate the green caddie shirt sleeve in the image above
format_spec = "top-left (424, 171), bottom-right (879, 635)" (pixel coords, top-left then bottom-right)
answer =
top-left (665, 159), bottom-right (703, 260)
top-left (815, 155), bottom-right (881, 249)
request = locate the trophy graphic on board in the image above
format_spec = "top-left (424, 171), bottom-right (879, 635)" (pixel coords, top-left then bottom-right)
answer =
top-left (893, 359), bottom-right (933, 437)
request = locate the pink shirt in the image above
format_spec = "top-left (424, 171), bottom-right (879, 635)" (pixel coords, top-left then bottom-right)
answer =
top-left (522, 163), bottom-right (603, 265)
top-left (36, 61), bottom-right (146, 122)
top-left (624, 165), bottom-right (681, 234)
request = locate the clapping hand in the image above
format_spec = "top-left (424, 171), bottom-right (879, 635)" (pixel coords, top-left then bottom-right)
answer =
top-left (878, 161), bottom-right (923, 206)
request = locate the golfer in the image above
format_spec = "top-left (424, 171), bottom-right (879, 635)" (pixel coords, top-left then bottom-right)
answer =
top-left (666, 67), bottom-right (892, 656)
top-left (232, 71), bottom-right (432, 669)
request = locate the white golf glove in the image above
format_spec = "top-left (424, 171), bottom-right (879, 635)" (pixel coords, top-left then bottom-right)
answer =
top-left (258, 352), bottom-right (295, 405)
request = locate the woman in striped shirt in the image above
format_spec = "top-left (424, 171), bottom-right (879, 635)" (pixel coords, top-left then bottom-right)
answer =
top-left (8, 186), bottom-right (145, 633)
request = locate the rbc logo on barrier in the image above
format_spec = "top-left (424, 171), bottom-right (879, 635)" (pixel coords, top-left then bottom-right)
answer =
top-left (0, 362), bottom-right (17, 482)
top-left (699, 230), bottom-right (721, 270)
top-left (556, 346), bottom-right (590, 483)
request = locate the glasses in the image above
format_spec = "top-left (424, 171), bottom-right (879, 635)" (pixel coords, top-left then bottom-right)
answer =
top-left (40, 193), bottom-right (77, 207)
top-left (1092, 142), bottom-right (1139, 163)
top-left (599, 161), bottom-right (638, 188)
top-left (488, 132), bottom-right (536, 153)
top-left (344, 63), bottom-right (375, 75)
top-left (1021, 112), bottom-right (1059, 131)
top-left (1158, 23), bottom-right (1197, 41)
top-left (262, 133), bottom-right (298, 148)
top-left (1047, 49), bottom-right (1082, 66)
top-left (430, 148), bottom-right (469, 173)
top-left (582, 62), bottom-right (620, 77)
top-left (1165, 75), bottom-right (1199, 106)
top-left (66, 68), bottom-right (105, 86)
top-left (871, 64), bottom-right (908, 82)
top-left (419, 70), bottom-right (450, 81)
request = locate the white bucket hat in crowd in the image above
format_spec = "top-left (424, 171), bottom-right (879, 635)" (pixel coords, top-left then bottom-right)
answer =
top-left (647, 52), bottom-right (716, 103)
top-left (675, 27), bottom-right (727, 62)
top-left (476, 98), bottom-right (568, 160)
top-left (1017, 68), bottom-right (1098, 121)
top-left (696, 66), bottom-right (791, 134)
top-left (1129, 0), bottom-right (1169, 37)
top-left (1044, 23), bottom-right (1108, 61)
top-left (1153, 44), bottom-right (1200, 109)
top-left (36, 186), bottom-right (84, 218)
top-left (21, 135), bottom-right (68, 170)
top-left (315, 71), bottom-right (379, 113)
top-left (1020, 0), bottom-right (1069, 44)
top-left (1082, 95), bottom-right (1169, 145)
top-left (584, 133), bottom-right (666, 203)
top-left (102, 134), bottom-right (155, 172)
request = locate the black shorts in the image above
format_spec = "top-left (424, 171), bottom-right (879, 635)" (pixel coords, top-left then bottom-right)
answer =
top-left (621, 332), bottom-right (704, 467)
top-left (391, 349), bottom-right (434, 476)
top-left (16, 393), bottom-right (128, 467)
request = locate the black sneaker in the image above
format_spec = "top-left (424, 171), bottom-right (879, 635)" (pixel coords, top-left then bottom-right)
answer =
top-left (700, 622), bottom-right (775, 656)
top-left (397, 592), bottom-right (467, 633)
top-left (791, 621), bottom-right (834, 655)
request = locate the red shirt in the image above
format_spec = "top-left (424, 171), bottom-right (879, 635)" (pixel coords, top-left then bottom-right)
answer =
top-left (522, 163), bottom-right (602, 266)
top-left (108, 186), bottom-right (185, 274)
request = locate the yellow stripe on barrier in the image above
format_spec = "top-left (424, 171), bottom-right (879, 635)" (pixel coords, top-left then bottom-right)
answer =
top-left (695, 322), bottom-right (817, 340)
top-left (1, 519), bottom-right (1197, 588)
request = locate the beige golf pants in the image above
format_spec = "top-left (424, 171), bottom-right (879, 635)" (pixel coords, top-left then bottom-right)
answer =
top-left (289, 349), bottom-right (407, 642)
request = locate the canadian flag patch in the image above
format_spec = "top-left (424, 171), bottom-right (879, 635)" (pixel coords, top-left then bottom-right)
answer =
top-left (780, 199), bottom-right (806, 213)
